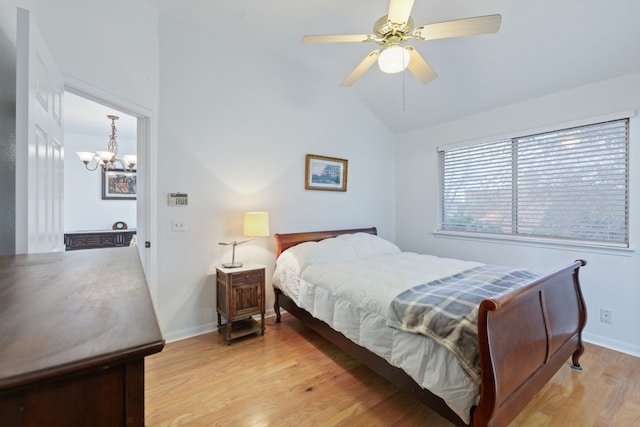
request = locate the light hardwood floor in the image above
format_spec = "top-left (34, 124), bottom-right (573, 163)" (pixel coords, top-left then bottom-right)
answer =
top-left (145, 314), bottom-right (640, 426)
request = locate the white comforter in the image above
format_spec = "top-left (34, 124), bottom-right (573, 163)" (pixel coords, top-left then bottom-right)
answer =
top-left (272, 233), bottom-right (483, 423)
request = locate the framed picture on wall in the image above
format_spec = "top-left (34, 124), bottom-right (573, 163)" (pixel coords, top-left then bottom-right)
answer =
top-left (102, 169), bottom-right (137, 200)
top-left (305, 154), bottom-right (348, 192)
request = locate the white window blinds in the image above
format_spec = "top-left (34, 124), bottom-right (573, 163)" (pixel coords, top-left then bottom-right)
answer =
top-left (439, 119), bottom-right (629, 245)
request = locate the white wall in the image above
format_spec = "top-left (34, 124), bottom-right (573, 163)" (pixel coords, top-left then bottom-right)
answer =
top-left (395, 72), bottom-right (640, 357)
top-left (154, 4), bottom-right (396, 341)
top-left (34, 1), bottom-right (159, 110)
top-left (63, 131), bottom-right (137, 231)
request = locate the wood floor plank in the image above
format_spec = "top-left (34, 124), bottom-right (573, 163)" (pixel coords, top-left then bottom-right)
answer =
top-left (146, 315), bottom-right (640, 426)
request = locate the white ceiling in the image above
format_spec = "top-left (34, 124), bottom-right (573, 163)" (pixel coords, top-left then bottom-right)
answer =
top-left (64, 91), bottom-right (137, 141)
top-left (147, 0), bottom-right (639, 135)
top-left (89, 0), bottom-right (640, 136)
top-left (292, 0), bottom-right (640, 133)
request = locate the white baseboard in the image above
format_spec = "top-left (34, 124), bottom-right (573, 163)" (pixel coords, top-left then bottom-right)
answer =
top-left (583, 332), bottom-right (640, 358)
top-left (163, 322), bottom-right (216, 344)
top-left (163, 308), bottom-right (278, 344)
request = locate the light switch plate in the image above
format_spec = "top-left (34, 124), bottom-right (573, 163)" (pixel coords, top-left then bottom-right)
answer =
top-left (172, 219), bottom-right (186, 232)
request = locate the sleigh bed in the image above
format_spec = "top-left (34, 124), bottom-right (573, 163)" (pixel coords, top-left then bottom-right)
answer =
top-left (272, 227), bottom-right (587, 427)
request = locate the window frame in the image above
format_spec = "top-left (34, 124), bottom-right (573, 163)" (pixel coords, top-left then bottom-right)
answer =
top-left (437, 113), bottom-right (632, 249)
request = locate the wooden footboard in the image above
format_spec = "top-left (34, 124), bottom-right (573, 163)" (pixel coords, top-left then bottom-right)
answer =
top-left (474, 259), bottom-right (587, 426)
top-left (272, 228), bottom-right (587, 427)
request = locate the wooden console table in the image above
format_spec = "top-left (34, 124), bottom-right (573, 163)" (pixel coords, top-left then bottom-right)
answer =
top-left (64, 229), bottom-right (136, 251)
top-left (0, 247), bottom-right (164, 426)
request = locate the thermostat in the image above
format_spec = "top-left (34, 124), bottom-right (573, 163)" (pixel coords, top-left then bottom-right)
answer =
top-left (168, 192), bottom-right (188, 206)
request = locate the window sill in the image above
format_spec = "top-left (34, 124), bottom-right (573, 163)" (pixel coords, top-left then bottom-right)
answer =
top-left (433, 230), bottom-right (634, 257)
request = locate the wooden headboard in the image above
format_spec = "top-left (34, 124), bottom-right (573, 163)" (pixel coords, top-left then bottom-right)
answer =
top-left (273, 227), bottom-right (377, 257)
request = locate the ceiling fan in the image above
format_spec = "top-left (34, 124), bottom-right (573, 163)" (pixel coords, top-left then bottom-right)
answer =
top-left (303, 0), bottom-right (501, 86)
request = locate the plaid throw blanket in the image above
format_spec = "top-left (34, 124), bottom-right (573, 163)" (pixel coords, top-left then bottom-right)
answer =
top-left (387, 265), bottom-right (539, 383)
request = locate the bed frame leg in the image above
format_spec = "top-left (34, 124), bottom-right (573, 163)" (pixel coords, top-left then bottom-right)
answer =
top-left (274, 287), bottom-right (282, 323)
top-left (570, 344), bottom-right (584, 371)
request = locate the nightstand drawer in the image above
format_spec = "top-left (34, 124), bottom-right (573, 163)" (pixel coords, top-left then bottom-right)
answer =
top-left (228, 270), bottom-right (263, 286)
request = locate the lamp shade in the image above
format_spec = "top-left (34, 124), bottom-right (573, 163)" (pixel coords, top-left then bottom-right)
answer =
top-left (378, 45), bottom-right (410, 74)
top-left (96, 151), bottom-right (115, 162)
top-left (123, 154), bottom-right (138, 168)
top-left (243, 212), bottom-right (270, 237)
top-left (76, 151), bottom-right (96, 163)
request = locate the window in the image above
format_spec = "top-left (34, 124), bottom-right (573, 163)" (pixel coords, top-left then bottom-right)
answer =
top-left (439, 119), bottom-right (629, 246)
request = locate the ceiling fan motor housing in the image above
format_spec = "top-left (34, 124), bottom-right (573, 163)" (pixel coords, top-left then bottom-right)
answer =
top-left (374, 15), bottom-right (414, 44)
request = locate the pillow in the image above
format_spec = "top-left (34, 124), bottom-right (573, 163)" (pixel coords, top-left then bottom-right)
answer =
top-left (275, 232), bottom-right (401, 277)
top-left (338, 232), bottom-right (401, 259)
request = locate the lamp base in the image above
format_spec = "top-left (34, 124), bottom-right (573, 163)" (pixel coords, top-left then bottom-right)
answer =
top-left (222, 262), bottom-right (243, 268)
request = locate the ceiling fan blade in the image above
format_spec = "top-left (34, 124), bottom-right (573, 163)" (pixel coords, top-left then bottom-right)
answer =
top-left (340, 50), bottom-right (380, 87)
top-left (413, 14), bottom-right (502, 41)
top-left (405, 46), bottom-right (437, 84)
top-left (303, 34), bottom-right (374, 43)
top-left (388, 0), bottom-right (415, 26)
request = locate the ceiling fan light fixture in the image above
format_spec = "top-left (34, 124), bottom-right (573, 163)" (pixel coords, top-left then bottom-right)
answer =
top-left (378, 45), bottom-right (409, 74)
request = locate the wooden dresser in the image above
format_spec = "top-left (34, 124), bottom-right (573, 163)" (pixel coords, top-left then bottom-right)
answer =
top-left (0, 247), bottom-right (164, 426)
top-left (64, 229), bottom-right (136, 251)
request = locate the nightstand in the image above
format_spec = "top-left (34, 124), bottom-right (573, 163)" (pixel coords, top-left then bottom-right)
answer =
top-left (216, 263), bottom-right (265, 345)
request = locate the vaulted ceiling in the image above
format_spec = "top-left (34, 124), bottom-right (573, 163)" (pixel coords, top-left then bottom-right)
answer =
top-left (182, 0), bottom-right (640, 134)
top-left (76, 0), bottom-right (640, 137)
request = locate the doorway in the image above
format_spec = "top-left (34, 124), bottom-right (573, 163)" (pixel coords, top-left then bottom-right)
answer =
top-left (63, 91), bottom-right (138, 236)
top-left (62, 86), bottom-right (154, 297)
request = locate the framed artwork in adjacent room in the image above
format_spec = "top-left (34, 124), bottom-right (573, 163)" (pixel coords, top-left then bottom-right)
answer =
top-left (102, 169), bottom-right (137, 200)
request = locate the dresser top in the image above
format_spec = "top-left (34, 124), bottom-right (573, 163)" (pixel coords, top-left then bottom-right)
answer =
top-left (0, 247), bottom-right (164, 390)
top-left (64, 229), bottom-right (136, 234)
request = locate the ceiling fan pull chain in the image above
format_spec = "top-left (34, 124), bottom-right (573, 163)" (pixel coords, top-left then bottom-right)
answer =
top-left (402, 69), bottom-right (406, 112)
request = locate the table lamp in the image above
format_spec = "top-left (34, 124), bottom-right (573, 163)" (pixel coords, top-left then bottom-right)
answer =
top-left (219, 212), bottom-right (270, 268)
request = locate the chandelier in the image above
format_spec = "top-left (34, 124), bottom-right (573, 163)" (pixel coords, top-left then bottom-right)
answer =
top-left (76, 114), bottom-right (137, 171)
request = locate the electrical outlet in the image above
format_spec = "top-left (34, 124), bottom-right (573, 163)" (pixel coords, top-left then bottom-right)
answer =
top-left (171, 219), bottom-right (186, 232)
top-left (600, 308), bottom-right (612, 324)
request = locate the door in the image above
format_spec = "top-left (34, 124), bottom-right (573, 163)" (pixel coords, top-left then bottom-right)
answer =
top-left (15, 7), bottom-right (64, 254)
